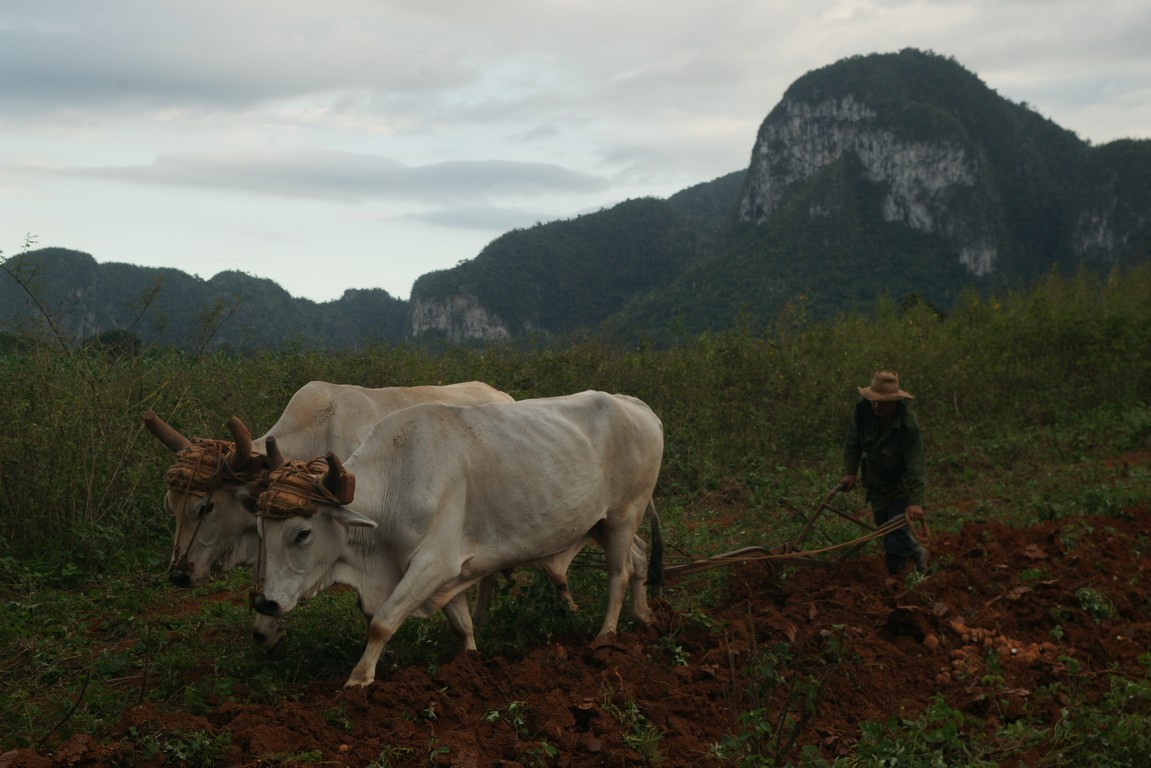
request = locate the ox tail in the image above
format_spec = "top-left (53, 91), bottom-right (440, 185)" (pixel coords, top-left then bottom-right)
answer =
top-left (646, 499), bottom-right (664, 589)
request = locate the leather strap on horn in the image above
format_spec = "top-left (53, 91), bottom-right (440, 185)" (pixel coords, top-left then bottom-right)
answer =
top-left (257, 457), bottom-right (351, 518)
top-left (164, 438), bottom-right (234, 495)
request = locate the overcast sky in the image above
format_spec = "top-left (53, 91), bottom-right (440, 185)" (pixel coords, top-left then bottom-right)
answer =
top-left (3, 1), bottom-right (1148, 302)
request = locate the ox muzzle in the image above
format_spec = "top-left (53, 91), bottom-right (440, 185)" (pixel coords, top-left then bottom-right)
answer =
top-left (251, 594), bottom-right (281, 616)
top-left (168, 568), bottom-right (194, 588)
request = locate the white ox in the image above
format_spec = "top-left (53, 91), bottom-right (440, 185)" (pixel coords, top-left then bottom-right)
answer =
top-left (252, 390), bottom-right (665, 687)
top-left (144, 380), bottom-right (515, 655)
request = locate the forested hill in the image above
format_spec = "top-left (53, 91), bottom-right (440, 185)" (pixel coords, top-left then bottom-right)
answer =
top-left (3, 49), bottom-right (1148, 351)
top-left (0, 247), bottom-right (408, 352)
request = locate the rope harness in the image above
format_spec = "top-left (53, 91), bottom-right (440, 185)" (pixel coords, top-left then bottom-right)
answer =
top-left (163, 438), bottom-right (266, 573)
top-left (251, 458), bottom-right (353, 596)
top-left (255, 459), bottom-right (345, 519)
top-left (164, 438), bottom-right (235, 496)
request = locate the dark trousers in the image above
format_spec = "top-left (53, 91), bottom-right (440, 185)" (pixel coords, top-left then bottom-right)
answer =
top-left (875, 497), bottom-right (922, 575)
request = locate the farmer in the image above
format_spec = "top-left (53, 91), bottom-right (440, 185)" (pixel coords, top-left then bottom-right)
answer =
top-left (839, 370), bottom-right (930, 576)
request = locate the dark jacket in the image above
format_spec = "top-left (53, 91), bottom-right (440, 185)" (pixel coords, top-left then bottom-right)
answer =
top-left (842, 399), bottom-right (926, 511)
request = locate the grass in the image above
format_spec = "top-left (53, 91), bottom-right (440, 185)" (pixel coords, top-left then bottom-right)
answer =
top-left (124, 726), bottom-right (232, 768)
top-left (2, 441), bottom-right (1148, 761)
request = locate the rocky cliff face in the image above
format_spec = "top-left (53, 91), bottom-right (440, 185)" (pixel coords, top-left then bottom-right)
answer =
top-left (739, 95), bottom-right (997, 275)
top-left (1072, 190), bottom-right (1149, 266)
top-left (408, 294), bottom-right (511, 342)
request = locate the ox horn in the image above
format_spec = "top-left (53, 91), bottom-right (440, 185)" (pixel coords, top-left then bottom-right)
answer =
top-left (323, 452), bottom-right (356, 505)
top-left (143, 410), bottom-right (192, 452)
top-left (226, 416), bottom-right (253, 470)
top-left (265, 435), bottom-right (285, 471)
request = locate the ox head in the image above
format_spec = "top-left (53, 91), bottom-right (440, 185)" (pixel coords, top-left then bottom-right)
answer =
top-left (252, 452), bottom-right (373, 617)
top-left (144, 410), bottom-right (271, 587)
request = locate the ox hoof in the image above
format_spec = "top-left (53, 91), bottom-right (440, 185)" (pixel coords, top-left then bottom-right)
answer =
top-left (589, 632), bottom-right (624, 651)
top-left (587, 633), bottom-right (628, 665)
top-left (344, 678), bottom-right (373, 689)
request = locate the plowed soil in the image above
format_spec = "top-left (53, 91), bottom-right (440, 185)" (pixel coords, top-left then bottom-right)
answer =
top-left (4, 474), bottom-right (1150, 767)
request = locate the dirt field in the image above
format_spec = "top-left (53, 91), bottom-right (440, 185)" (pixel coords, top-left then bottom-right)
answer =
top-left (4, 479), bottom-right (1149, 767)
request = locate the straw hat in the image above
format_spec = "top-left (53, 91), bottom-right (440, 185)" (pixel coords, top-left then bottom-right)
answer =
top-left (858, 370), bottom-right (914, 401)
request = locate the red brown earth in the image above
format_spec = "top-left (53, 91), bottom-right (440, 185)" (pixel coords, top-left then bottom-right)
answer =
top-left (4, 476), bottom-right (1150, 767)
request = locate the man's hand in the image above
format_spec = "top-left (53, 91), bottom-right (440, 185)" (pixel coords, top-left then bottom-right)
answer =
top-left (906, 504), bottom-right (925, 521)
top-left (838, 475), bottom-right (857, 492)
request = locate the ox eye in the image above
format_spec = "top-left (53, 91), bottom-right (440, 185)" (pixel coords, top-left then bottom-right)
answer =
top-left (199, 501), bottom-right (215, 517)
top-left (294, 530), bottom-right (311, 544)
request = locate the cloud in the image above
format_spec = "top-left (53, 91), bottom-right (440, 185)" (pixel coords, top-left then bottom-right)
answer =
top-left (0, 1), bottom-right (478, 114)
top-left (42, 150), bottom-right (610, 205)
top-left (409, 204), bottom-right (561, 233)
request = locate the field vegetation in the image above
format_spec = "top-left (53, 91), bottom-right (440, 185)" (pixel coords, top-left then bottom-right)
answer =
top-left (1, 264), bottom-right (1149, 764)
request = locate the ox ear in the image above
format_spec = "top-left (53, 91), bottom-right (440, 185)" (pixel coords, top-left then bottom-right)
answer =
top-left (144, 410), bottom-right (192, 452)
top-left (322, 452), bottom-right (356, 505)
top-left (231, 483), bottom-right (260, 513)
top-left (330, 506), bottom-right (377, 529)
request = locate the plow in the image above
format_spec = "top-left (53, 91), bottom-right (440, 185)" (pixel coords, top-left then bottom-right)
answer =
top-left (660, 486), bottom-right (929, 583)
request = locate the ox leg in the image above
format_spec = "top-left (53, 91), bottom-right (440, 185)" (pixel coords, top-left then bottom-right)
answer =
top-left (539, 543), bottom-right (585, 613)
top-left (441, 593), bottom-right (478, 651)
top-left (346, 556), bottom-right (464, 688)
top-left (596, 518), bottom-right (640, 637)
top-left (252, 613), bottom-right (287, 659)
top-left (348, 617), bottom-right (398, 688)
top-left (471, 574), bottom-right (498, 627)
top-left (586, 529), bottom-right (654, 632)
top-left (547, 567), bottom-right (579, 613)
top-left (626, 534), bottom-right (653, 623)
top-left (474, 567), bottom-right (578, 624)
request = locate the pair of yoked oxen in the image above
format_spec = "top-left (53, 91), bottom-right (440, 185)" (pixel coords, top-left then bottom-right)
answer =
top-left (146, 380), bottom-right (663, 687)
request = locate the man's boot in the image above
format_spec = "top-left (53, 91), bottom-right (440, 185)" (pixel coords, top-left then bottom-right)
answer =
top-left (913, 547), bottom-right (930, 572)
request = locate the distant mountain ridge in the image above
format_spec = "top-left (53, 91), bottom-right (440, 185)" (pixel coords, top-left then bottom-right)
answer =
top-left (415, 49), bottom-right (1148, 341)
top-left (3, 49), bottom-right (1147, 351)
top-left (0, 247), bottom-right (407, 351)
